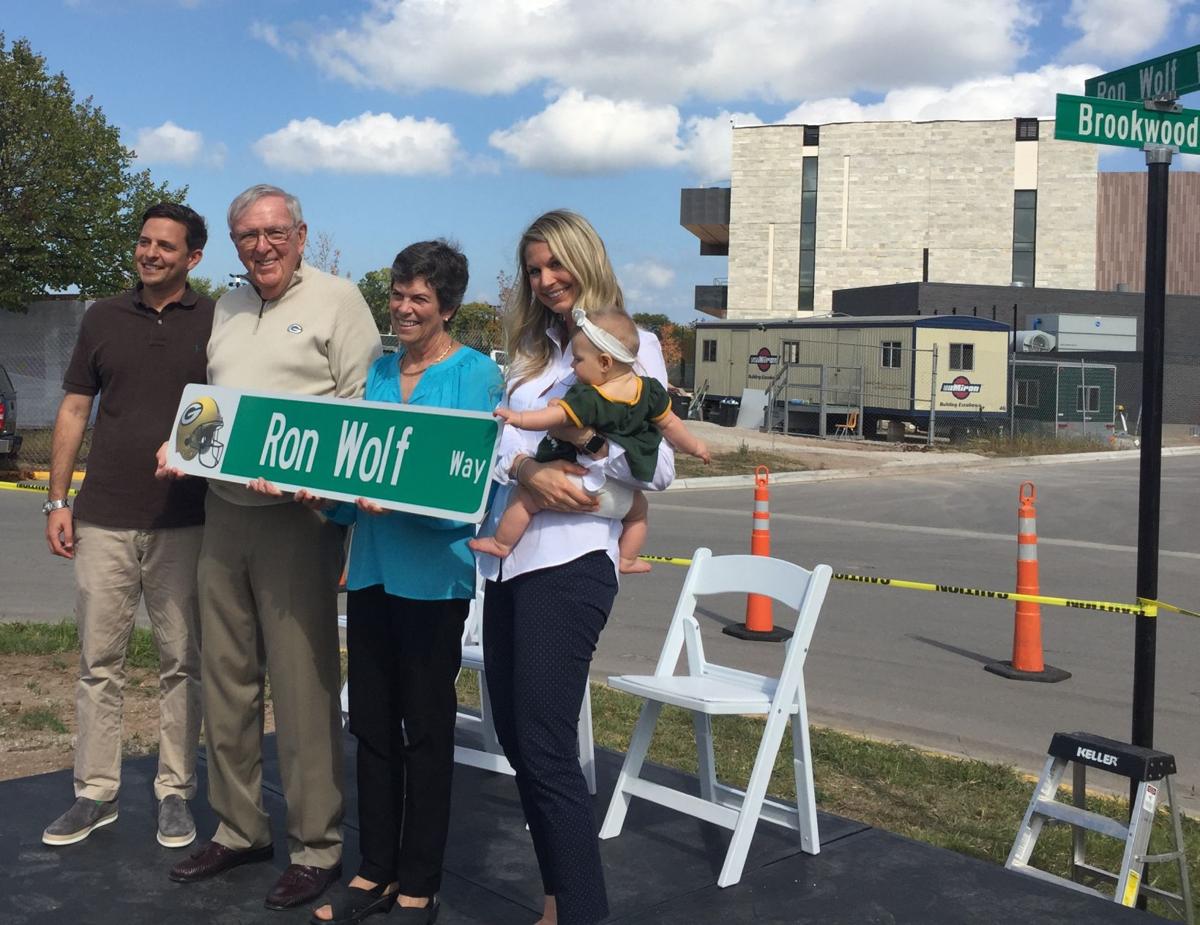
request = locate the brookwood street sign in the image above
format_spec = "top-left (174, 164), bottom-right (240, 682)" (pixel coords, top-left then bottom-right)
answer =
top-left (1054, 94), bottom-right (1200, 155)
top-left (1084, 44), bottom-right (1200, 102)
top-left (168, 383), bottom-right (500, 521)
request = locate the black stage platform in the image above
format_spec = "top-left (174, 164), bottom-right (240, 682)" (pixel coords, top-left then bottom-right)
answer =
top-left (1, 733), bottom-right (1160, 924)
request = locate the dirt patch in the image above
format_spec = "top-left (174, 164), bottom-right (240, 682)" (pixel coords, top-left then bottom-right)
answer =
top-left (0, 654), bottom-right (276, 782)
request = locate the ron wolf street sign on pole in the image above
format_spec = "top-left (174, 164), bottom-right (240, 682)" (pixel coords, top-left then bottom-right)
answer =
top-left (1054, 93), bottom-right (1200, 154)
top-left (168, 383), bottom-right (500, 521)
top-left (1084, 43), bottom-right (1200, 101)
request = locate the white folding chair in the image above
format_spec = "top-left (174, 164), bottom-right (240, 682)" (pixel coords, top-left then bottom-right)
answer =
top-left (453, 572), bottom-right (598, 795)
top-left (598, 547), bottom-right (832, 887)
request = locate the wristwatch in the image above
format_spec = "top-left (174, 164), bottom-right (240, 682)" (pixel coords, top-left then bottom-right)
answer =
top-left (579, 431), bottom-right (606, 455)
top-left (43, 498), bottom-right (70, 516)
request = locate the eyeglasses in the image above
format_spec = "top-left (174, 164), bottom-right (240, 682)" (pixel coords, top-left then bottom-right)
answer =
top-left (232, 225), bottom-right (296, 250)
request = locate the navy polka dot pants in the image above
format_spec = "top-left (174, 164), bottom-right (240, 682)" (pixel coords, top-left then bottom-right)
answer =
top-left (483, 550), bottom-right (617, 925)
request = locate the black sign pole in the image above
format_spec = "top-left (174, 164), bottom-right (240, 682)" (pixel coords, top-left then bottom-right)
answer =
top-left (1132, 143), bottom-right (1172, 764)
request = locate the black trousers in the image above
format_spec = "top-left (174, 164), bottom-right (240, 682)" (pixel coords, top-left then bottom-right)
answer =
top-left (483, 550), bottom-right (618, 925)
top-left (346, 586), bottom-right (468, 896)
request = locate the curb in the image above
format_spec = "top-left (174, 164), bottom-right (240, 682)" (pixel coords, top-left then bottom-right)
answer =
top-left (667, 444), bottom-right (1200, 491)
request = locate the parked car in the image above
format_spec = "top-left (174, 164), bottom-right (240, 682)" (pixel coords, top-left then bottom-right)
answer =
top-left (0, 365), bottom-right (22, 458)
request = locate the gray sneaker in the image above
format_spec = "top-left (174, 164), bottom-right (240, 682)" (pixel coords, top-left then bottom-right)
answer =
top-left (157, 795), bottom-right (196, 848)
top-left (43, 797), bottom-right (119, 846)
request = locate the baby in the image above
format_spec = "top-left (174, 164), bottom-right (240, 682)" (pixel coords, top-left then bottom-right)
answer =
top-left (469, 306), bottom-right (710, 573)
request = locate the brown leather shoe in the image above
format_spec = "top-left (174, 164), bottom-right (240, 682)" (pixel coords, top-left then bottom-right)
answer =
top-left (265, 862), bottom-right (342, 910)
top-left (169, 840), bottom-right (274, 882)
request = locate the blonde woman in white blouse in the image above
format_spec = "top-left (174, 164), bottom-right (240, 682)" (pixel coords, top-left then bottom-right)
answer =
top-left (474, 211), bottom-right (674, 925)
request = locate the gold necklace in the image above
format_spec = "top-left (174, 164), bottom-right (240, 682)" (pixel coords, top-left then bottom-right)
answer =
top-left (401, 339), bottom-right (454, 376)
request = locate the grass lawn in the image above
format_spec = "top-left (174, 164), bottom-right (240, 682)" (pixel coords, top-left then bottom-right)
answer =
top-left (674, 446), bottom-right (818, 479)
top-left (6, 620), bottom-right (1195, 920)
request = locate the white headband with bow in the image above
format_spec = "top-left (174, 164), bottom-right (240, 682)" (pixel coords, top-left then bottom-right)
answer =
top-left (572, 308), bottom-right (638, 364)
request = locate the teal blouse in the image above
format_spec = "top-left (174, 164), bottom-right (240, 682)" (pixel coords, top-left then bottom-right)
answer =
top-left (331, 347), bottom-right (504, 601)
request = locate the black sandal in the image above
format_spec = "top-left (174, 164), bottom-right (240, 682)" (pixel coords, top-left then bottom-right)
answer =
top-left (392, 895), bottom-right (439, 923)
top-left (308, 881), bottom-right (397, 925)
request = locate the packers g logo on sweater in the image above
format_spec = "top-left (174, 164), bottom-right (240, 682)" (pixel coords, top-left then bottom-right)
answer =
top-left (176, 396), bottom-right (226, 468)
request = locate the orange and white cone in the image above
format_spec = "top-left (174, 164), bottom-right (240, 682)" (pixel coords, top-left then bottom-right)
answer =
top-left (724, 466), bottom-right (791, 642)
top-left (985, 482), bottom-right (1070, 682)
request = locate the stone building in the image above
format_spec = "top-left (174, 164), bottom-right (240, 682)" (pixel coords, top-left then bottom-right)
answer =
top-left (681, 117), bottom-right (1101, 318)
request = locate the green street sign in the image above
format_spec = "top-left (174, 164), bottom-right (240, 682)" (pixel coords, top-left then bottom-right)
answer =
top-left (1054, 93), bottom-right (1200, 154)
top-left (169, 384), bottom-right (500, 521)
top-left (1084, 44), bottom-right (1200, 102)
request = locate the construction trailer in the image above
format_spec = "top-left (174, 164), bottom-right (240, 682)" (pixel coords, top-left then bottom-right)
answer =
top-left (1012, 360), bottom-right (1117, 440)
top-left (692, 315), bottom-right (1010, 438)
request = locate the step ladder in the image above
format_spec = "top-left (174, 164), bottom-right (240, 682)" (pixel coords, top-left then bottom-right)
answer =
top-left (1007, 731), bottom-right (1193, 924)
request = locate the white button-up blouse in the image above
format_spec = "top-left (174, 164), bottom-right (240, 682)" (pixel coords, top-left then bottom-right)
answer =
top-left (476, 325), bottom-right (676, 582)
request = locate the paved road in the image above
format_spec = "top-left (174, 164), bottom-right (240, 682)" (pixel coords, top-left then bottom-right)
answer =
top-left (3, 455), bottom-right (1198, 808)
top-left (614, 455), bottom-right (1200, 809)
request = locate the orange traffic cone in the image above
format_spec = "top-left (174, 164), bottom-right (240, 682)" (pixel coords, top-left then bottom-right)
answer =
top-left (985, 482), bottom-right (1070, 682)
top-left (724, 466), bottom-right (791, 642)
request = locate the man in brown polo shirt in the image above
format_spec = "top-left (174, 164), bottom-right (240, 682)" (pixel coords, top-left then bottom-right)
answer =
top-left (42, 202), bottom-right (214, 850)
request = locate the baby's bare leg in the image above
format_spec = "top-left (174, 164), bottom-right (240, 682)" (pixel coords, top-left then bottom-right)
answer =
top-left (618, 491), bottom-right (652, 574)
top-left (468, 485), bottom-right (543, 559)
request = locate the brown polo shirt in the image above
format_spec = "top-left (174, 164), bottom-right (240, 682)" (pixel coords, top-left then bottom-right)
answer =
top-left (63, 284), bottom-right (214, 529)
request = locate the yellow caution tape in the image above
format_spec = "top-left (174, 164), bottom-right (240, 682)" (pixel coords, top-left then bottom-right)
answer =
top-left (0, 481), bottom-right (78, 496)
top-left (639, 555), bottom-right (696, 566)
top-left (637, 555), bottom-right (1200, 619)
top-left (1141, 598), bottom-right (1200, 619)
top-left (832, 572), bottom-right (1152, 616)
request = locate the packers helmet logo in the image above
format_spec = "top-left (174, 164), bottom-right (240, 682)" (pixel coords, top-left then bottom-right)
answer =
top-left (176, 396), bottom-right (226, 469)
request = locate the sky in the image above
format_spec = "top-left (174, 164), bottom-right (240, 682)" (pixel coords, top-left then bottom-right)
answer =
top-left (4, 0), bottom-right (1198, 321)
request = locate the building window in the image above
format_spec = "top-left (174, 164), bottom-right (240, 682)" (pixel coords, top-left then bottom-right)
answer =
top-left (949, 343), bottom-right (974, 371)
top-left (880, 341), bottom-right (901, 369)
top-left (1016, 380), bottom-right (1039, 407)
top-left (803, 125), bottom-right (820, 146)
top-left (798, 155), bottom-right (818, 311)
top-left (1012, 190), bottom-right (1037, 287)
top-left (702, 339), bottom-right (717, 362)
top-left (1016, 118), bottom-right (1039, 141)
top-left (782, 341), bottom-right (800, 364)
top-left (1077, 385), bottom-right (1100, 413)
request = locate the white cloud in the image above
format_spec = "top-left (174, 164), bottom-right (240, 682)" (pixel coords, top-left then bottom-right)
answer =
top-left (489, 91), bottom-right (765, 180)
top-left (133, 121), bottom-right (226, 168)
top-left (288, 0), bottom-right (1036, 104)
top-left (782, 64), bottom-right (1099, 123)
top-left (1061, 0), bottom-right (1180, 61)
top-left (250, 21), bottom-right (301, 58)
top-left (622, 259), bottom-right (680, 314)
top-left (489, 90), bottom-right (684, 174)
top-left (683, 111), bottom-right (763, 184)
top-left (252, 112), bottom-right (460, 174)
top-left (624, 260), bottom-right (675, 290)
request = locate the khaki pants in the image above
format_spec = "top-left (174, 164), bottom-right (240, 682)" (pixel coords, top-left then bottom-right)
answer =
top-left (198, 493), bottom-right (345, 867)
top-left (73, 522), bottom-right (203, 802)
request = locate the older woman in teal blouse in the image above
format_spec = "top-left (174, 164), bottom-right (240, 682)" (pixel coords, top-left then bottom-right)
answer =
top-left (308, 241), bottom-right (502, 925)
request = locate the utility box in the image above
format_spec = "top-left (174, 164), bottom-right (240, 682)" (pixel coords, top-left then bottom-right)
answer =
top-left (1029, 315), bottom-right (1136, 352)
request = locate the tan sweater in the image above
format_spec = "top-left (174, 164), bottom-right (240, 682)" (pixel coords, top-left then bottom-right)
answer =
top-left (207, 261), bottom-right (382, 505)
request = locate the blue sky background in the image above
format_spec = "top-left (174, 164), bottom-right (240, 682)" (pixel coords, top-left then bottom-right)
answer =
top-left (4, 0), bottom-right (1197, 319)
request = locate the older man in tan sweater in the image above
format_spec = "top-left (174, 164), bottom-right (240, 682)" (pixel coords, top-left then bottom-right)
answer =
top-left (166, 185), bottom-right (381, 911)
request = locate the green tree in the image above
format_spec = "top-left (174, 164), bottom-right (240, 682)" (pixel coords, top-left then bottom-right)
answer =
top-left (0, 34), bottom-right (186, 309)
top-left (632, 312), bottom-right (672, 337)
top-left (189, 275), bottom-right (230, 302)
top-left (451, 301), bottom-right (500, 352)
top-left (357, 266), bottom-right (391, 333)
